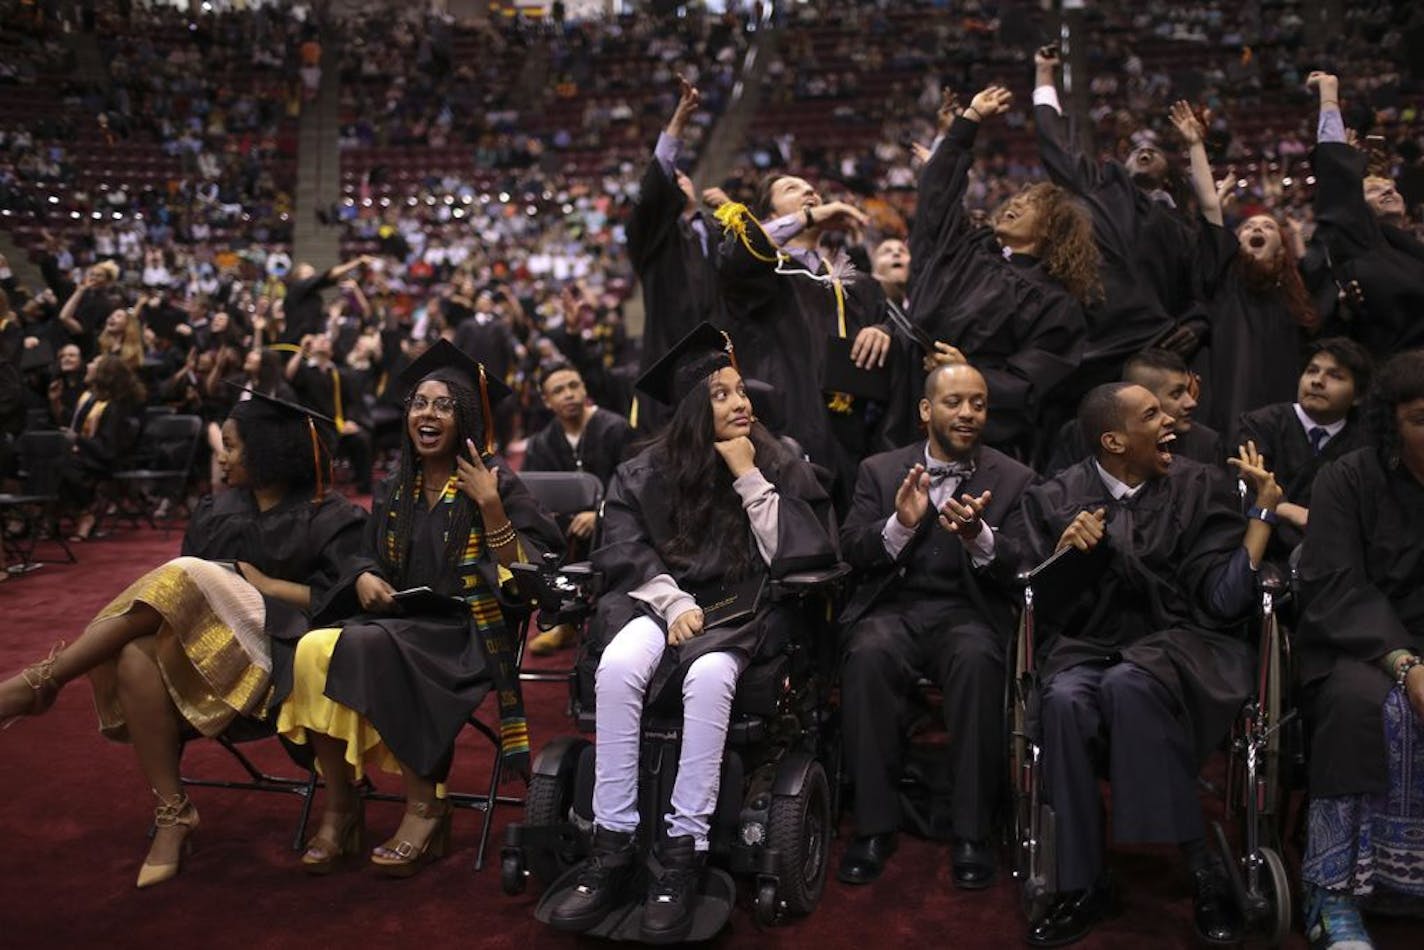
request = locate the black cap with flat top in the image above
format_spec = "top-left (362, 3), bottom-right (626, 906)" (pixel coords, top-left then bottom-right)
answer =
top-left (225, 382), bottom-right (337, 428)
top-left (393, 338), bottom-right (511, 456)
top-left (635, 321), bottom-right (739, 406)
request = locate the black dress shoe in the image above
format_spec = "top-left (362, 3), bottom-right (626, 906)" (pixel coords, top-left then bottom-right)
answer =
top-left (837, 832), bottom-right (897, 885)
top-left (1026, 881), bottom-right (1117, 948)
top-left (951, 838), bottom-right (997, 890)
top-left (641, 835), bottom-right (705, 945)
top-left (1192, 865), bottom-right (1243, 946)
top-left (547, 826), bottom-right (637, 933)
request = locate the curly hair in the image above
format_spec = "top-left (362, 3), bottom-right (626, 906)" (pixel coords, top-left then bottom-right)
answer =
top-left (89, 354), bottom-right (147, 405)
top-left (100, 310), bottom-right (145, 371)
top-left (650, 377), bottom-right (791, 580)
top-left (229, 405), bottom-right (332, 493)
top-left (1004, 183), bottom-right (1104, 307)
top-left (1364, 349), bottom-right (1424, 469)
top-left (1235, 218), bottom-right (1320, 333)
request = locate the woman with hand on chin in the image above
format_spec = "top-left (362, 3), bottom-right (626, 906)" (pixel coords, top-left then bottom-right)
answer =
top-left (548, 323), bottom-right (837, 944)
top-left (279, 340), bottom-right (560, 877)
top-left (0, 391), bottom-right (366, 887)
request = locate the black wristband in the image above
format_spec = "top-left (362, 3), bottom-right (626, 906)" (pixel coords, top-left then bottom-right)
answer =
top-left (1246, 505), bottom-right (1279, 525)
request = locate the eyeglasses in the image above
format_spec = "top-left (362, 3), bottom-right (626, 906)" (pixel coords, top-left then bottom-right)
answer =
top-left (409, 395), bottom-right (456, 417)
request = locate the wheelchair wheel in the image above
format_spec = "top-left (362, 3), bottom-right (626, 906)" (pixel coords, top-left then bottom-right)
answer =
top-left (523, 737), bottom-right (591, 886)
top-left (500, 850), bottom-right (526, 896)
top-left (765, 761), bottom-right (831, 919)
top-left (1259, 846), bottom-right (1292, 946)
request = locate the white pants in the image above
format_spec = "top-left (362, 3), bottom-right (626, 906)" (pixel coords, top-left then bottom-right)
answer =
top-left (591, 616), bottom-right (747, 850)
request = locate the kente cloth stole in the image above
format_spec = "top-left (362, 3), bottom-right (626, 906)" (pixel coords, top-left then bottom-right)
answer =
top-left (386, 473), bottom-right (530, 776)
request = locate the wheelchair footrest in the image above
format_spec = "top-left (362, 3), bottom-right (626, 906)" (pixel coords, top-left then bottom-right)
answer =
top-left (534, 864), bottom-right (735, 943)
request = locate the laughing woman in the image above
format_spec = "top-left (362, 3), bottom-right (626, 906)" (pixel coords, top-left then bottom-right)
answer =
top-left (1169, 101), bottom-right (1318, 438)
top-left (0, 391), bottom-right (366, 886)
top-left (279, 340), bottom-right (561, 877)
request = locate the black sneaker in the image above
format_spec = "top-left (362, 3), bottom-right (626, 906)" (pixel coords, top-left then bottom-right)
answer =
top-left (641, 835), bottom-right (705, 944)
top-left (547, 826), bottom-right (637, 933)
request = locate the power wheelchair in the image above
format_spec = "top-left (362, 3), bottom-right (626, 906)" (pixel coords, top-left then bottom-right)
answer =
top-left (1008, 547), bottom-right (1301, 945)
top-left (499, 557), bottom-right (851, 940)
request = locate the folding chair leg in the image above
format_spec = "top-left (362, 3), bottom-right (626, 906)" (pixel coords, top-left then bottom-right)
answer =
top-left (292, 769), bottom-right (320, 852)
top-left (475, 752), bottom-right (503, 871)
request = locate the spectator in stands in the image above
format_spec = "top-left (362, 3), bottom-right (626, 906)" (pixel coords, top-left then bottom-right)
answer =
top-left (1296, 349), bottom-right (1424, 948)
top-left (57, 354), bottom-right (146, 541)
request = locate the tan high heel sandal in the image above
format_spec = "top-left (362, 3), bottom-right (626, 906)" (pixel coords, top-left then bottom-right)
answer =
top-left (1, 641), bottom-right (67, 730)
top-left (136, 791), bottom-right (200, 889)
top-left (301, 799), bottom-right (366, 875)
top-left (369, 800), bottom-right (452, 878)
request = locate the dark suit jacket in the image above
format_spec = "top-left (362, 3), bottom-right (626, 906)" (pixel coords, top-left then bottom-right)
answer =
top-left (839, 441), bottom-right (1035, 630)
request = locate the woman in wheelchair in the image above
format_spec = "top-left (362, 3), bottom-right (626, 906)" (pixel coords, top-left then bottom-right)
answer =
top-left (278, 340), bottom-right (560, 877)
top-left (1297, 349), bottom-right (1424, 948)
top-left (0, 390), bottom-right (366, 886)
top-left (547, 323), bottom-right (836, 942)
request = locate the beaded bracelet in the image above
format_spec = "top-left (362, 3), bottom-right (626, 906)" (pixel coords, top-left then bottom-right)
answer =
top-left (1397, 654), bottom-right (1422, 689)
top-left (486, 521), bottom-right (518, 547)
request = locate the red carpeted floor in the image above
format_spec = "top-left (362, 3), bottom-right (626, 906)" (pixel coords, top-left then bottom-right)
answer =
top-left (0, 519), bottom-right (1411, 950)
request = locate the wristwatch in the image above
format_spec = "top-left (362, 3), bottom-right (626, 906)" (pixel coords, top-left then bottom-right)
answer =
top-left (1246, 505), bottom-right (1279, 525)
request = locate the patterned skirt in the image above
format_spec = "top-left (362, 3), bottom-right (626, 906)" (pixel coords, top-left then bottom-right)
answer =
top-left (88, 556), bottom-right (270, 740)
top-left (1302, 686), bottom-right (1424, 908)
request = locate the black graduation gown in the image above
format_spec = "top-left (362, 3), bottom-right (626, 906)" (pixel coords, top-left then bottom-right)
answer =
top-left (313, 467), bottom-right (562, 779)
top-left (1294, 449), bottom-right (1424, 797)
top-left (1236, 403), bottom-right (1369, 557)
top-left (716, 216), bottom-right (887, 504)
top-left (1312, 141), bottom-right (1424, 358)
top-left (906, 116), bottom-right (1087, 457)
top-left (281, 271), bottom-right (335, 344)
top-left (1191, 219), bottom-right (1307, 437)
top-left (180, 489), bottom-right (367, 715)
top-left (1043, 417), bottom-right (1222, 478)
top-left (523, 407), bottom-right (632, 487)
top-left (1034, 104), bottom-right (1205, 393)
top-left (291, 362), bottom-right (370, 429)
top-left (1015, 457), bottom-right (1252, 760)
top-left (626, 154), bottom-right (722, 386)
top-left (586, 443), bottom-right (838, 705)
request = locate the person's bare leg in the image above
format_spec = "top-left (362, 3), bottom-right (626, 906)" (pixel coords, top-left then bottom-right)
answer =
top-left (373, 768), bottom-right (445, 858)
top-left (115, 639), bottom-right (191, 871)
top-left (0, 603), bottom-right (163, 719)
top-left (302, 732), bottom-right (358, 861)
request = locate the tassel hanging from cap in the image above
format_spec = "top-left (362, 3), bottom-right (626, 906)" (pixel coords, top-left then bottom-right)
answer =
top-left (477, 365), bottom-right (496, 458)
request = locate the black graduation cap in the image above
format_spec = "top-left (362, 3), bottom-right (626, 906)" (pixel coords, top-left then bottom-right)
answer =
top-left (225, 382), bottom-right (337, 428)
top-left (394, 338), bottom-right (512, 456)
top-left (635, 321), bottom-right (739, 406)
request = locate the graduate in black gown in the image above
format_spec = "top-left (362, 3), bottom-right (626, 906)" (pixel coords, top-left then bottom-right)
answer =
top-left (1295, 350), bottom-right (1424, 944)
top-left (0, 390), bottom-right (366, 887)
top-left (1014, 382), bottom-right (1284, 947)
top-left (521, 361), bottom-right (634, 653)
top-left (1045, 348), bottom-right (1222, 476)
top-left (1168, 101), bottom-right (1317, 436)
top-left (286, 332), bottom-right (374, 494)
top-left (626, 76), bottom-right (723, 431)
top-left (903, 85), bottom-right (1095, 461)
top-left (1236, 338), bottom-right (1374, 562)
top-left (279, 340), bottom-right (561, 878)
top-left (1307, 71), bottom-right (1424, 359)
top-left (1032, 48), bottom-right (1206, 395)
top-left (714, 164), bottom-right (888, 510)
top-left (549, 323), bottom-right (836, 943)
top-left (56, 354), bottom-right (145, 541)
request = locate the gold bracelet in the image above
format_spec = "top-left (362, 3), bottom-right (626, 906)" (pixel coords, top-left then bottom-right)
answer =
top-left (486, 521), bottom-right (517, 547)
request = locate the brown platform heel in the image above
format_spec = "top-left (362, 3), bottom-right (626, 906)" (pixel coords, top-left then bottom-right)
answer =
top-left (369, 800), bottom-right (452, 878)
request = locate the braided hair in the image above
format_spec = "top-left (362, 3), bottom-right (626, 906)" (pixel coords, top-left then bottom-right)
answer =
top-left (386, 367), bottom-right (490, 586)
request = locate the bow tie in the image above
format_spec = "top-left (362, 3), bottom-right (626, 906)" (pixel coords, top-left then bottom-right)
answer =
top-left (926, 460), bottom-right (975, 485)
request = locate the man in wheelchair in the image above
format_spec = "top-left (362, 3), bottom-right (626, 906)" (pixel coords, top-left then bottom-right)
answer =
top-left (837, 363), bottom-right (1035, 888)
top-left (543, 324), bottom-right (838, 943)
top-left (1014, 381), bottom-right (1285, 947)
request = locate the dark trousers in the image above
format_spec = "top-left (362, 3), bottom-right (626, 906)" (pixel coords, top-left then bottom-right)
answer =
top-left (1041, 661), bottom-right (1204, 892)
top-left (841, 597), bottom-right (1005, 841)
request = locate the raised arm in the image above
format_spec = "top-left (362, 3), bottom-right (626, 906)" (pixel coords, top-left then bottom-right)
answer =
top-left (627, 77), bottom-right (701, 270)
top-left (1032, 46), bottom-right (1102, 194)
top-left (1307, 70), bottom-right (1380, 253)
top-left (1169, 100), bottom-right (1221, 226)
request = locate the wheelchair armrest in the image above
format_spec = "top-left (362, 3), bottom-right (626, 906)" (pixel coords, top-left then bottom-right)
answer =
top-left (771, 562), bottom-right (852, 592)
top-left (1257, 561), bottom-right (1288, 596)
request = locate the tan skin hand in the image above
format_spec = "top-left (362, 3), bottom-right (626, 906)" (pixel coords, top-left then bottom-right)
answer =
top-left (965, 86), bottom-right (1013, 121)
top-left (895, 463), bottom-right (932, 528)
top-left (714, 435), bottom-right (757, 478)
top-left (1169, 100), bottom-right (1204, 145)
top-left (456, 438), bottom-right (502, 507)
top-left (923, 341), bottom-right (968, 373)
top-left (568, 510), bottom-right (598, 540)
top-left (940, 490), bottom-right (993, 540)
top-left (355, 571), bottom-right (398, 613)
top-left (667, 607), bottom-right (705, 647)
top-left (1056, 508), bottom-right (1108, 553)
top-left (1228, 440), bottom-right (1285, 510)
top-left (1406, 665), bottom-right (1424, 721)
top-left (702, 187), bottom-right (730, 209)
top-left (850, 325), bottom-right (892, 369)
